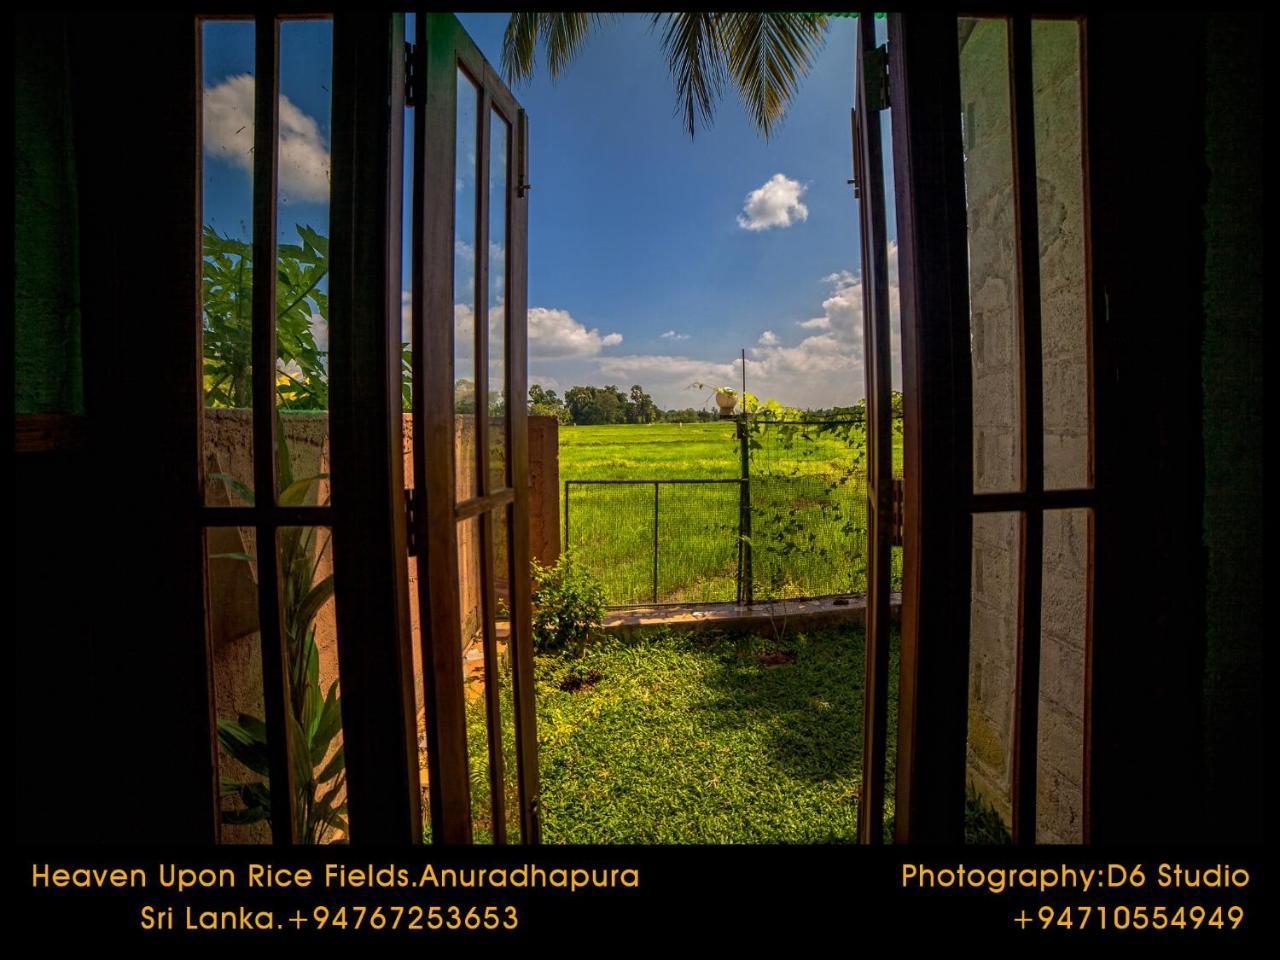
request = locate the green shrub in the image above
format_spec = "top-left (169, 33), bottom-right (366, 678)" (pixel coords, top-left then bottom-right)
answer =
top-left (530, 552), bottom-right (605, 656)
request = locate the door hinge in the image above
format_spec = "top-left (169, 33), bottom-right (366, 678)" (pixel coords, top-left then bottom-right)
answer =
top-left (864, 43), bottom-right (890, 111)
top-left (849, 107), bottom-right (862, 198)
top-left (404, 41), bottom-right (417, 108)
top-left (405, 487), bottom-right (419, 556)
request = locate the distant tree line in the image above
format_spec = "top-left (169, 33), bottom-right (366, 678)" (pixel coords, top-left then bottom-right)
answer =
top-left (525, 385), bottom-right (904, 426)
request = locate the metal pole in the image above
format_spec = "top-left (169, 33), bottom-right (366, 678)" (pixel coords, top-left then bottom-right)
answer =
top-left (563, 480), bottom-right (570, 554)
top-left (739, 419), bottom-right (753, 606)
top-left (652, 481), bottom-right (660, 603)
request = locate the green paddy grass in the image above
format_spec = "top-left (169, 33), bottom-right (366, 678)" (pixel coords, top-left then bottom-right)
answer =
top-left (557, 421), bottom-right (903, 605)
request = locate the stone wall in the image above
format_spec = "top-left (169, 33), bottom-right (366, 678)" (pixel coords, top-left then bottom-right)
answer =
top-left (528, 416), bottom-right (561, 568)
top-left (959, 19), bottom-right (1090, 842)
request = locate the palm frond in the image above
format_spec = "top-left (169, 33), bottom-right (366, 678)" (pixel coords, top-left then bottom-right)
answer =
top-left (501, 12), bottom-right (543, 83)
top-left (651, 12), bottom-right (727, 139)
top-left (719, 13), bottom-right (830, 140)
top-left (502, 13), bottom-right (616, 84)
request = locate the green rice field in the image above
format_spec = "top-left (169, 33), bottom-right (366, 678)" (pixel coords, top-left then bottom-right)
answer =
top-left (557, 421), bottom-right (903, 605)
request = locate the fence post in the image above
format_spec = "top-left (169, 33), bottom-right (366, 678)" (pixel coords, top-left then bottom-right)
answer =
top-left (652, 481), bottom-right (660, 603)
top-left (563, 480), bottom-right (570, 554)
top-left (738, 418), bottom-right (753, 605)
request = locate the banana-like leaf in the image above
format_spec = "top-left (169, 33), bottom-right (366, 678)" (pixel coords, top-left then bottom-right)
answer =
top-left (236, 713), bottom-right (270, 743)
top-left (295, 575), bottom-right (336, 640)
top-left (309, 773), bottom-right (347, 841)
top-left (315, 744), bottom-right (345, 785)
top-left (277, 474), bottom-right (328, 508)
top-left (208, 472), bottom-right (255, 507)
top-left (311, 680), bottom-right (343, 767)
top-left (287, 712), bottom-right (313, 792)
top-left (209, 551), bottom-right (256, 564)
top-left (217, 719), bottom-right (271, 777)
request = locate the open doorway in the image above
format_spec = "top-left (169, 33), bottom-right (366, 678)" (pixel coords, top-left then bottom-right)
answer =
top-left (191, 10), bottom-right (1104, 847)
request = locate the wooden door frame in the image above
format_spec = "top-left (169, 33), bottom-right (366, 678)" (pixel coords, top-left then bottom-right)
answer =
top-left (411, 11), bottom-right (540, 845)
top-left (885, 11), bottom-right (977, 843)
top-left (852, 10), bottom-right (895, 845)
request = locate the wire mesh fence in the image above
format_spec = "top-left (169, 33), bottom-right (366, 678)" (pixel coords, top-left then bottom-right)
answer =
top-left (563, 417), bottom-right (904, 607)
top-left (564, 479), bottom-right (742, 605)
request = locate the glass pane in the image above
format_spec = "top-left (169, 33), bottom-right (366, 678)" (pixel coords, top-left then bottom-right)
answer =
top-left (201, 20), bottom-right (255, 506)
top-left (1037, 508), bottom-right (1088, 842)
top-left (1033, 20), bottom-right (1090, 491)
top-left (275, 19), bottom-right (334, 505)
top-left (454, 69), bottom-right (480, 501)
top-left (488, 110), bottom-right (510, 491)
top-left (965, 510), bottom-right (1018, 843)
top-left (206, 527), bottom-right (267, 843)
top-left (958, 18), bottom-right (1022, 495)
top-left (278, 526), bottom-right (347, 843)
top-left (457, 515), bottom-right (492, 840)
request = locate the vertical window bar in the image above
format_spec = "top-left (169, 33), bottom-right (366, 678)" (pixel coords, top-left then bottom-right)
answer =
top-left (477, 508), bottom-right (508, 842)
top-left (251, 13), bottom-right (298, 843)
top-left (475, 86), bottom-right (492, 498)
top-left (473, 85), bottom-right (507, 841)
top-left (413, 15), bottom-right (472, 842)
top-left (854, 8), bottom-right (893, 846)
top-left (1009, 15), bottom-right (1046, 845)
top-left (507, 105), bottom-right (541, 842)
top-left (887, 10), bottom-right (975, 843)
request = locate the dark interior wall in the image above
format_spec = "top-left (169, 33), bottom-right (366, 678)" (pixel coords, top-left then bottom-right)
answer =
top-left (1084, 11), bottom-right (1210, 843)
top-left (14, 12), bottom-right (213, 842)
top-left (1199, 14), bottom-right (1263, 843)
top-left (1074, 10), bottom-right (1263, 844)
top-left (14, 14), bottom-right (82, 414)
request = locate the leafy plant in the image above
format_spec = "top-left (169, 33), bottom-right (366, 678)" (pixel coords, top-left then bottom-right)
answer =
top-left (963, 783), bottom-right (1013, 844)
top-left (212, 411), bottom-right (347, 844)
top-left (734, 391), bottom-right (906, 601)
top-left (530, 551), bottom-right (605, 656)
top-left (201, 223), bottom-right (414, 413)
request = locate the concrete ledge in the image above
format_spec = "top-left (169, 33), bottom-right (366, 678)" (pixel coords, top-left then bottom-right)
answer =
top-left (601, 593), bottom-right (902, 638)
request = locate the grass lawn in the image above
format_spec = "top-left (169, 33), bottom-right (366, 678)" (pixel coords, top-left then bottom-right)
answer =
top-left (526, 624), bottom-right (896, 843)
top-left (454, 623), bottom-right (1009, 844)
top-left (558, 421), bottom-right (904, 604)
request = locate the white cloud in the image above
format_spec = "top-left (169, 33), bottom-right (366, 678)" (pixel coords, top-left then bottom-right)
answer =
top-left (310, 313), bottom-right (328, 352)
top-left (660, 330), bottom-right (690, 341)
top-left (527, 307), bottom-right (622, 358)
top-left (583, 245), bottom-right (902, 410)
top-left (736, 173), bottom-right (809, 231)
top-left (203, 74), bottom-right (331, 204)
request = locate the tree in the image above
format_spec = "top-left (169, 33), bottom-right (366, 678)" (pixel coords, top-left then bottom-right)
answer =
top-left (529, 384), bottom-right (571, 423)
top-left (564, 384), bottom-right (629, 425)
top-left (501, 13), bottom-right (832, 140)
top-left (627, 384), bottom-right (658, 424)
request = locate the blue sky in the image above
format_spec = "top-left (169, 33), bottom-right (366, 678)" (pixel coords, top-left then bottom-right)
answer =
top-left (201, 14), bottom-right (898, 410)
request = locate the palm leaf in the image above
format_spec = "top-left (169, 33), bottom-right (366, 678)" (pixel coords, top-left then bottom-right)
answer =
top-left (652, 13), bottom-right (727, 139)
top-left (501, 12), bottom-right (616, 83)
top-left (719, 13), bottom-right (829, 140)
